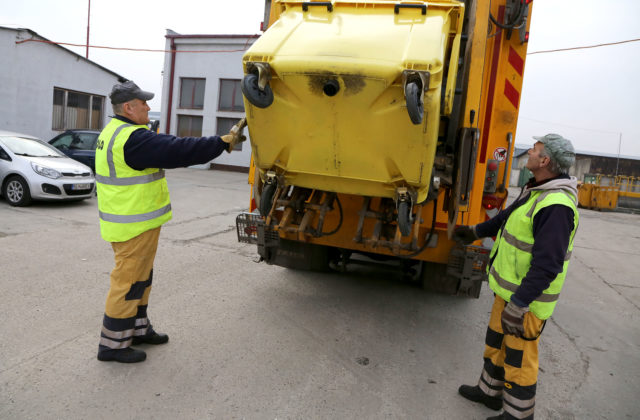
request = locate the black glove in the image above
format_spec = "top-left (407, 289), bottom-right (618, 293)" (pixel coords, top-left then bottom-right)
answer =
top-left (452, 226), bottom-right (477, 244)
top-left (501, 301), bottom-right (529, 338)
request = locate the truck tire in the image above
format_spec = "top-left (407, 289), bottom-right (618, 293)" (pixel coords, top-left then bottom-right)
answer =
top-left (241, 73), bottom-right (274, 108)
top-left (405, 81), bottom-right (423, 125)
top-left (421, 260), bottom-right (482, 298)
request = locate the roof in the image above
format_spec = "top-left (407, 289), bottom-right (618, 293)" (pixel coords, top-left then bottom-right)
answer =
top-left (0, 129), bottom-right (40, 140)
top-left (515, 143), bottom-right (640, 162)
top-left (165, 29), bottom-right (260, 40)
top-left (513, 147), bottom-right (529, 158)
top-left (1, 25), bottom-right (127, 82)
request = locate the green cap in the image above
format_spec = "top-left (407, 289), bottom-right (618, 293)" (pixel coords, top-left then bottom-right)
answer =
top-left (533, 133), bottom-right (576, 170)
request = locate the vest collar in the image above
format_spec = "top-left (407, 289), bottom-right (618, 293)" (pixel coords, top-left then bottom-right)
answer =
top-left (113, 115), bottom-right (137, 125)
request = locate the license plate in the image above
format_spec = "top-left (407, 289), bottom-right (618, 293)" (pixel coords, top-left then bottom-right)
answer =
top-left (72, 183), bottom-right (91, 190)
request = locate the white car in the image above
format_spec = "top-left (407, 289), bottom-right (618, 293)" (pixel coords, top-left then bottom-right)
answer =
top-left (0, 130), bottom-right (95, 206)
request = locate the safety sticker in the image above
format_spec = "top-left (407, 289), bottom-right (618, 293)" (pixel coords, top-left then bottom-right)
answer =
top-left (493, 147), bottom-right (507, 162)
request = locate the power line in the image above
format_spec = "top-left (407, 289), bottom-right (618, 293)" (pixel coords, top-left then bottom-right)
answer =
top-left (519, 117), bottom-right (620, 135)
top-left (16, 32), bottom-right (640, 56)
top-left (527, 38), bottom-right (640, 55)
top-left (15, 37), bottom-right (253, 53)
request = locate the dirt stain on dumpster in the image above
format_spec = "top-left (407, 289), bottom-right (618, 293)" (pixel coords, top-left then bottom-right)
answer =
top-left (342, 74), bottom-right (365, 96)
top-left (307, 72), bottom-right (366, 96)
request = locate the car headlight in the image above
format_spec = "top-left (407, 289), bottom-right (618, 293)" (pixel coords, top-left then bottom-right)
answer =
top-left (31, 162), bottom-right (62, 179)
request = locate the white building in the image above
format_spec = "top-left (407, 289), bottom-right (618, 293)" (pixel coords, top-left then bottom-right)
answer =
top-left (160, 30), bottom-right (259, 171)
top-left (0, 26), bottom-right (125, 141)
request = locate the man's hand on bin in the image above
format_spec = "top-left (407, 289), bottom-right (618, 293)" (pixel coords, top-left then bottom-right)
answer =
top-left (453, 225), bottom-right (478, 245)
top-left (221, 118), bottom-right (247, 153)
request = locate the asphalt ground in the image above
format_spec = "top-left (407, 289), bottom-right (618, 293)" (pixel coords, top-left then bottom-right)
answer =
top-left (0, 168), bottom-right (638, 419)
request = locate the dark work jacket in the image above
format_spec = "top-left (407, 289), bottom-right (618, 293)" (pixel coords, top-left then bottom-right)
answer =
top-left (476, 174), bottom-right (576, 307)
top-left (113, 115), bottom-right (229, 170)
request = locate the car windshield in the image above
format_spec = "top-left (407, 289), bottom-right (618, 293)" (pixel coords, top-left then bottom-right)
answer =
top-left (1, 136), bottom-right (64, 157)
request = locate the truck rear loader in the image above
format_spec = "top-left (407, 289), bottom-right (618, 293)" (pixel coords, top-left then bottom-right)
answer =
top-left (236, 0), bottom-right (534, 297)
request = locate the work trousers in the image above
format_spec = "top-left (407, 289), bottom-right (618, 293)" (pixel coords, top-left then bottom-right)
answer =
top-left (477, 295), bottom-right (545, 420)
top-left (99, 227), bottom-right (161, 351)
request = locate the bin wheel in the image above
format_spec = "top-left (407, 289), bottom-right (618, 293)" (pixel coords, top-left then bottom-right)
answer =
top-left (259, 182), bottom-right (277, 217)
top-left (241, 73), bottom-right (274, 108)
top-left (398, 200), bottom-right (412, 236)
top-left (405, 81), bottom-right (423, 125)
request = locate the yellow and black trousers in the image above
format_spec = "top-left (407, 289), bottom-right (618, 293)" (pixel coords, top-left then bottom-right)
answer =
top-left (99, 227), bottom-right (161, 351)
top-left (477, 295), bottom-right (545, 420)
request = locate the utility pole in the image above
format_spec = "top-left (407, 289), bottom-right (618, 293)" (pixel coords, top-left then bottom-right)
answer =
top-left (615, 132), bottom-right (622, 177)
top-left (86, 0), bottom-right (91, 59)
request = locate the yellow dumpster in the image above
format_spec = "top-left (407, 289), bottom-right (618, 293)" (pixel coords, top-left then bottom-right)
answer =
top-left (241, 0), bottom-right (464, 204)
top-left (591, 186), bottom-right (619, 210)
top-left (577, 183), bottom-right (593, 208)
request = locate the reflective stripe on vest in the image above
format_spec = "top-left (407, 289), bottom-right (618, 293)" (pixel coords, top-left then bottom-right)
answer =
top-left (490, 266), bottom-right (560, 303)
top-left (488, 188), bottom-right (579, 320)
top-left (501, 227), bottom-right (572, 261)
top-left (99, 203), bottom-right (172, 224)
top-left (96, 119), bottom-right (172, 242)
top-left (95, 170), bottom-right (166, 186)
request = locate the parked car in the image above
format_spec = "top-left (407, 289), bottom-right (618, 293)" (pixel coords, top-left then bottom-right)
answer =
top-left (0, 130), bottom-right (95, 206)
top-left (48, 129), bottom-right (100, 172)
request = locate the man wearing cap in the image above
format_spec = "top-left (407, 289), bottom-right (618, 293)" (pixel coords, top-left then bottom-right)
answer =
top-left (96, 80), bottom-right (246, 363)
top-left (453, 134), bottom-right (579, 419)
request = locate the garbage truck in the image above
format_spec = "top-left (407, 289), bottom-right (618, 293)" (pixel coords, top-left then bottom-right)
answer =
top-left (236, 0), bottom-right (534, 297)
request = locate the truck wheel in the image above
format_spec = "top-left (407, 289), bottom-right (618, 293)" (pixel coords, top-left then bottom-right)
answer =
top-left (405, 81), bottom-right (423, 125)
top-left (421, 261), bottom-right (482, 298)
top-left (421, 261), bottom-right (459, 295)
top-left (3, 175), bottom-right (32, 207)
top-left (259, 182), bottom-right (277, 217)
top-left (397, 200), bottom-right (412, 236)
top-left (241, 73), bottom-right (274, 108)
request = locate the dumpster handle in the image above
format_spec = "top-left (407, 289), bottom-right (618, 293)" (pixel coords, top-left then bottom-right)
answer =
top-left (302, 2), bottom-right (333, 12)
top-left (395, 3), bottom-right (427, 15)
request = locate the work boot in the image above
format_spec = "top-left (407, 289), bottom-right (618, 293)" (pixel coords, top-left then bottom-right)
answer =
top-left (132, 326), bottom-right (169, 345)
top-left (458, 384), bottom-right (503, 411)
top-left (486, 414), bottom-right (504, 420)
top-left (97, 347), bottom-right (146, 363)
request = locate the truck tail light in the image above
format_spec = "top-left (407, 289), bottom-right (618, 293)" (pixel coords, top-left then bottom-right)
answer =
top-left (482, 194), bottom-right (504, 210)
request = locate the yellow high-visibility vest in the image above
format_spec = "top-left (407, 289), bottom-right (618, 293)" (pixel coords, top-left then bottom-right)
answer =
top-left (488, 189), bottom-right (579, 319)
top-left (95, 118), bottom-right (172, 242)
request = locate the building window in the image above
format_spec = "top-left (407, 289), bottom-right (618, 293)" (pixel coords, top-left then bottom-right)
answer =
top-left (177, 115), bottom-right (203, 137)
top-left (217, 117), bottom-right (243, 151)
top-left (52, 88), bottom-right (104, 130)
top-left (218, 79), bottom-right (244, 112)
top-left (179, 78), bottom-right (206, 109)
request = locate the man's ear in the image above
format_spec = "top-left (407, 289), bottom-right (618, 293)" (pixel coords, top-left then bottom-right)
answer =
top-left (540, 155), bottom-right (550, 168)
top-left (122, 101), bottom-right (133, 117)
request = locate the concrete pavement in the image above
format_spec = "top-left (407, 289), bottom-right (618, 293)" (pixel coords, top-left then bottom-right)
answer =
top-left (0, 168), bottom-right (638, 419)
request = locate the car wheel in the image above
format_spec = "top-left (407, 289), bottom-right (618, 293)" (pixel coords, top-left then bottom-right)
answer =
top-left (3, 175), bottom-right (32, 207)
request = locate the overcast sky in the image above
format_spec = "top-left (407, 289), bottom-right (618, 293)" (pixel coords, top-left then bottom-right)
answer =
top-left (2, 0), bottom-right (639, 156)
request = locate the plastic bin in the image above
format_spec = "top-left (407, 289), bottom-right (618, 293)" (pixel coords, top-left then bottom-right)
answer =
top-left (242, 0), bottom-right (465, 203)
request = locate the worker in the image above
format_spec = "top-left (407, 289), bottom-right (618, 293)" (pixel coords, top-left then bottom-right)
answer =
top-left (96, 80), bottom-right (247, 363)
top-left (454, 134), bottom-right (579, 419)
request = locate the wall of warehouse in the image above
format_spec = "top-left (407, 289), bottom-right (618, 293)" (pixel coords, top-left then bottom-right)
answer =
top-left (0, 27), bottom-right (124, 141)
top-left (160, 31), bottom-right (258, 170)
